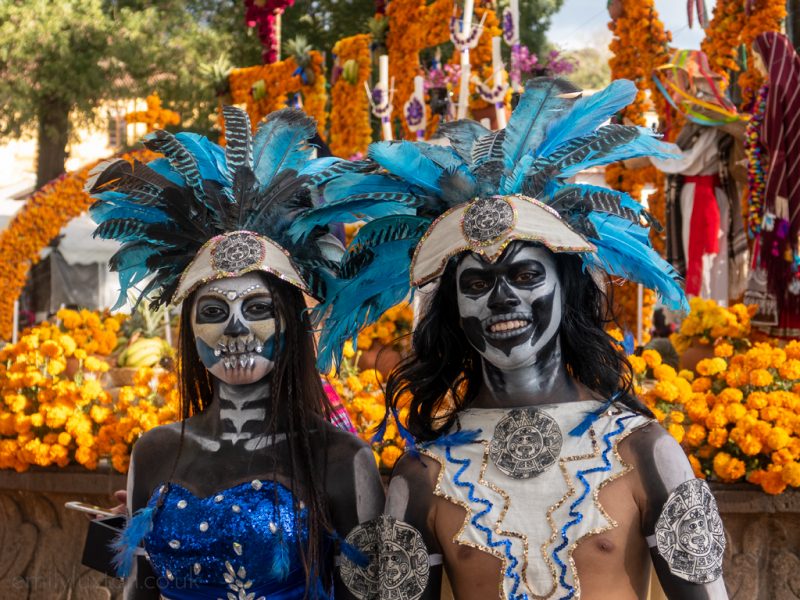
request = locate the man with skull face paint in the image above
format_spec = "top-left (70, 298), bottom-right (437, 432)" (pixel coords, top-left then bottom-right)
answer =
top-left (307, 78), bottom-right (728, 599)
top-left (88, 107), bottom-right (384, 599)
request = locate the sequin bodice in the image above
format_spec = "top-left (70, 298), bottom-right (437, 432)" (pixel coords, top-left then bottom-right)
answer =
top-left (143, 480), bottom-right (326, 599)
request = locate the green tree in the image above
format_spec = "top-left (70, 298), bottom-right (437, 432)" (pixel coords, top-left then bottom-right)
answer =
top-left (564, 46), bottom-right (611, 90)
top-left (0, 0), bottom-right (259, 188)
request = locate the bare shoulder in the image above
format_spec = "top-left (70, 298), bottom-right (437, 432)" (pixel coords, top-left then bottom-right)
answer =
top-left (130, 421), bottom-right (184, 464)
top-left (619, 421), bottom-right (698, 530)
top-left (314, 418), bottom-right (373, 464)
top-left (619, 421), bottom-right (695, 484)
top-left (391, 450), bottom-right (441, 490)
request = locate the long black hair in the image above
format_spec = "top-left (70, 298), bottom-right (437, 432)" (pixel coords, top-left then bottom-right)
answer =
top-left (384, 245), bottom-right (653, 442)
top-left (176, 273), bottom-right (332, 593)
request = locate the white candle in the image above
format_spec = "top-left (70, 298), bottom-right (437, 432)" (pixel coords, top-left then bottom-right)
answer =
top-left (414, 75), bottom-right (424, 98)
top-left (492, 36), bottom-right (507, 129)
top-left (379, 55), bottom-right (393, 140)
top-left (462, 0), bottom-right (474, 34)
top-left (510, 0), bottom-right (520, 45)
top-left (379, 55), bottom-right (389, 89)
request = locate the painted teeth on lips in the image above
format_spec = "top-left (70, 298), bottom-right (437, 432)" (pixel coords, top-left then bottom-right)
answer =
top-left (222, 354), bottom-right (257, 370)
top-left (488, 319), bottom-right (530, 333)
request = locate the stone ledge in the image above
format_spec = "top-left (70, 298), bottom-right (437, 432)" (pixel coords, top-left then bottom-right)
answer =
top-left (711, 482), bottom-right (800, 514)
top-left (0, 464), bottom-right (126, 496)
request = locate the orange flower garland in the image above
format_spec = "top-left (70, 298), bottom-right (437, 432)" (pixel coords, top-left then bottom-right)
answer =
top-left (386, 0), bottom-right (451, 138)
top-left (125, 93), bottom-right (180, 133)
top-left (329, 34), bottom-right (373, 158)
top-left (737, 0), bottom-right (786, 105)
top-left (228, 51), bottom-right (327, 131)
top-left (606, 0), bottom-right (672, 342)
top-left (0, 149), bottom-right (156, 341)
top-left (700, 0), bottom-right (746, 86)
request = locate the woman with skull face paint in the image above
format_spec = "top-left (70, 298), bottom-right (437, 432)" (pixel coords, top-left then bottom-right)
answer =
top-left (300, 78), bottom-right (729, 599)
top-left (87, 107), bottom-right (384, 599)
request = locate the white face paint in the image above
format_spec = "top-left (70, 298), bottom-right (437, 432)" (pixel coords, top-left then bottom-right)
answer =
top-left (456, 243), bottom-right (562, 371)
top-left (191, 272), bottom-right (278, 386)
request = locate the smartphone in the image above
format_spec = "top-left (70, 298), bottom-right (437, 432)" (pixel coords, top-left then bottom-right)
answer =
top-left (65, 501), bottom-right (118, 519)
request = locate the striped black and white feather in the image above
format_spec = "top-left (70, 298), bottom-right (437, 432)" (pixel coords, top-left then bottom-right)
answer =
top-left (88, 106), bottom-right (335, 309)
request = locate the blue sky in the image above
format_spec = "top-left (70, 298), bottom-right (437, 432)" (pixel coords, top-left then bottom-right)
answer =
top-left (548, 0), bottom-right (718, 50)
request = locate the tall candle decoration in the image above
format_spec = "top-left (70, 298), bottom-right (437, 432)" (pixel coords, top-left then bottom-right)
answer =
top-left (404, 76), bottom-right (427, 139)
top-left (365, 54), bottom-right (395, 140)
top-left (472, 36), bottom-right (508, 129)
top-left (502, 0), bottom-right (521, 90)
top-left (450, 0), bottom-right (485, 119)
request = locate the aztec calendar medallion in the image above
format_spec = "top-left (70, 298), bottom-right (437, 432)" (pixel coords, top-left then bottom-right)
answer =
top-left (210, 232), bottom-right (266, 273)
top-left (340, 516), bottom-right (429, 600)
top-left (489, 408), bottom-right (562, 479)
top-left (655, 479), bottom-right (725, 584)
top-left (461, 196), bottom-right (516, 245)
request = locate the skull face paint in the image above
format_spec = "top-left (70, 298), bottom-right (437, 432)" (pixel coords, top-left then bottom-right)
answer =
top-left (191, 272), bottom-right (278, 386)
top-left (456, 243), bottom-right (562, 371)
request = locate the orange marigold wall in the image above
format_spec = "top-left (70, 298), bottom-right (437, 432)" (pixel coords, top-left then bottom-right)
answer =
top-left (228, 51), bottom-right (328, 133)
top-left (330, 34), bottom-right (373, 158)
top-left (0, 150), bottom-right (156, 340)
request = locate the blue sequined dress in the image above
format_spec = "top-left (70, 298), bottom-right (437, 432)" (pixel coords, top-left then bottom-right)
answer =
top-left (137, 479), bottom-right (329, 600)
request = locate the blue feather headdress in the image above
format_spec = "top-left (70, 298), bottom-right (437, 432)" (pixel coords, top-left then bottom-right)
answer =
top-left (87, 107), bottom-right (338, 309)
top-left (288, 78), bottom-right (687, 370)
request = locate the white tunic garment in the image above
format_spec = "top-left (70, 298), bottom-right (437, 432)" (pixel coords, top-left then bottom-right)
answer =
top-left (421, 401), bottom-right (652, 600)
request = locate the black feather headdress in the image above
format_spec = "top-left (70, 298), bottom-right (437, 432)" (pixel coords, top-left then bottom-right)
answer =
top-left (87, 107), bottom-right (338, 309)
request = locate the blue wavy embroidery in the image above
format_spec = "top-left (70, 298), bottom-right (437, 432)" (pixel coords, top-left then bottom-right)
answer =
top-left (445, 445), bottom-right (528, 600)
top-left (552, 414), bottom-right (636, 599)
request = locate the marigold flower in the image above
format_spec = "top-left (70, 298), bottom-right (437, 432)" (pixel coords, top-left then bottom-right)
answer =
top-left (714, 342), bottom-right (734, 358)
top-left (696, 357), bottom-right (727, 377)
top-left (380, 445), bottom-right (403, 469)
top-left (707, 428), bottom-right (728, 448)
top-left (749, 369), bottom-right (774, 388)
top-left (766, 427), bottom-right (791, 451)
top-left (691, 377), bottom-right (712, 393)
top-left (713, 451), bottom-right (745, 482)
top-left (641, 349), bottom-right (662, 369)
top-left (685, 423), bottom-right (706, 447)
top-left (779, 359), bottom-right (800, 381)
top-left (667, 423), bottom-right (685, 443)
top-left (718, 388), bottom-right (744, 404)
top-left (653, 364), bottom-right (677, 382)
top-left (782, 462), bottom-right (800, 487)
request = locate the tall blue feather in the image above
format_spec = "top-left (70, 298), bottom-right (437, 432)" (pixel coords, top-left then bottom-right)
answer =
top-left (368, 141), bottom-right (447, 194)
top-left (251, 108), bottom-right (316, 191)
top-left (500, 78), bottom-right (579, 173)
top-left (584, 212), bottom-right (687, 310)
top-left (535, 79), bottom-right (637, 157)
top-left (288, 195), bottom-right (418, 242)
top-left (110, 506), bottom-right (156, 577)
top-left (270, 536), bottom-right (291, 580)
top-left (174, 133), bottom-right (230, 185)
top-left (316, 239), bottom-right (418, 371)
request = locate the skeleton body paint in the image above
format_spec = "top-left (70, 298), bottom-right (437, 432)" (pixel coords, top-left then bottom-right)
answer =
top-left (456, 243), bottom-right (569, 402)
top-left (192, 272), bottom-right (278, 387)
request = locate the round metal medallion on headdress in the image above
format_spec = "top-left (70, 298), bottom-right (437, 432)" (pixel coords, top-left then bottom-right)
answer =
top-left (210, 232), bottom-right (266, 273)
top-left (655, 479), bottom-right (725, 584)
top-left (488, 408), bottom-right (562, 479)
top-left (461, 196), bottom-right (516, 245)
top-left (340, 516), bottom-right (429, 600)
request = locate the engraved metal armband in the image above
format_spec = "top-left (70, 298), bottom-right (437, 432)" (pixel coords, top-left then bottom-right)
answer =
top-left (654, 479), bottom-right (725, 584)
top-left (339, 515), bottom-right (430, 600)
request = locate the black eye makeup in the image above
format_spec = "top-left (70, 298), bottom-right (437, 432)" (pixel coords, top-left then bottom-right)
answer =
top-left (242, 296), bottom-right (274, 321)
top-left (196, 298), bottom-right (229, 323)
